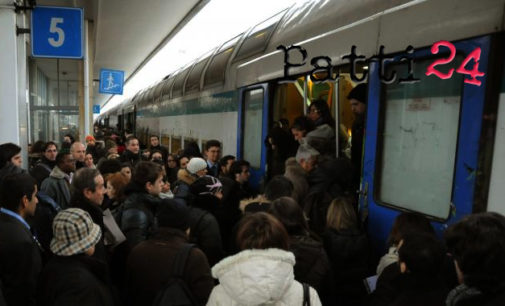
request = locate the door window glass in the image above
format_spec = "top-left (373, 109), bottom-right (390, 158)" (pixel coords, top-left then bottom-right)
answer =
top-left (377, 58), bottom-right (463, 219)
top-left (243, 88), bottom-right (264, 168)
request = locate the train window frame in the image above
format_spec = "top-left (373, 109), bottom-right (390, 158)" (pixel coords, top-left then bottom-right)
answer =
top-left (161, 76), bottom-right (176, 100)
top-left (233, 9), bottom-right (287, 63)
top-left (171, 65), bottom-right (193, 98)
top-left (241, 87), bottom-right (265, 169)
top-left (153, 81), bottom-right (165, 104)
top-left (185, 49), bottom-right (215, 94)
top-left (204, 34), bottom-right (242, 89)
top-left (373, 53), bottom-right (466, 222)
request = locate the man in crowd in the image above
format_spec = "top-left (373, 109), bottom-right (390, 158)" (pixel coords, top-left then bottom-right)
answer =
top-left (70, 142), bottom-right (86, 170)
top-left (30, 141), bottom-right (58, 188)
top-left (204, 140), bottom-right (221, 177)
top-left (0, 173), bottom-right (42, 306)
top-left (219, 155), bottom-right (235, 177)
top-left (41, 152), bottom-right (75, 210)
top-left (120, 136), bottom-right (141, 167)
top-left (347, 83), bottom-right (367, 189)
top-left (149, 135), bottom-right (169, 162)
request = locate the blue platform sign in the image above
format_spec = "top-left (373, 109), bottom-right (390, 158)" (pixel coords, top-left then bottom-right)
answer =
top-left (93, 105), bottom-right (101, 114)
top-left (99, 69), bottom-right (124, 95)
top-left (31, 6), bottom-right (83, 58)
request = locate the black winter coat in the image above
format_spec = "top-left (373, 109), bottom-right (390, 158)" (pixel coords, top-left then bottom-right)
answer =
top-left (120, 190), bottom-right (161, 249)
top-left (119, 150), bottom-right (141, 167)
top-left (188, 206), bottom-right (224, 267)
top-left (37, 254), bottom-right (114, 306)
top-left (290, 234), bottom-right (335, 305)
top-left (323, 227), bottom-right (370, 300)
top-left (126, 228), bottom-right (214, 306)
top-left (30, 157), bottom-right (56, 188)
top-left (0, 213), bottom-right (43, 306)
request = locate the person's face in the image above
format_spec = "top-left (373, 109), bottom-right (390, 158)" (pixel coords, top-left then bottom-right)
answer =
top-left (23, 186), bottom-right (38, 217)
top-left (84, 154), bottom-right (94, 167)
top-left (196, 168), bottom-right (208, 177)
top-left (63, 136), bottom-right (71, 144)
top-left (237, 166), bottom-right (250, 184)
top-left (167, 156), bottom-right (177, 169)
top-left (106, 182), bottom-right (116, 200)
top-left (127, 139), bottom-right (140, 154)
top-left (60, 154), bottom-right (76, 173)
top-left (108, 146), bottom-right (118, 155)
top-left (291, 128), bottom-right (305, 141)
top-left (350, 98), bottom-right (366, 116)
top-left (10, 152), bottom-right (22, 167)
top-left (43, 145), bottom-right (58, 161)
top-left (308, 106), bottom-right (321, 122)
top-left (300, 158), bottom-right (316, 173)
top-left (86, 139), bottom-right (95, 146)
top-left (221, 158), bottom-right (235, 175)
top-left (206, 146), bottom-right (221, 163)
top-left (85, 175), bottom-right (105, 206)
top-left (146, 174), bottom-right (163, 196)
top-left (72, 143), bottom-right (86, 162)
top-left (179, 157), bottom-right (189, 169)
top-left (121, 167), bottom-right (132, 180)
top-left (150, 137), bottom-right (159, 147)
top-left (151, 152), bottom-right (163, 161)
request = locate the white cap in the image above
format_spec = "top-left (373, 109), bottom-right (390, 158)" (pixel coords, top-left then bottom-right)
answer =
top-left (186, 157), bottom-right (207, 174)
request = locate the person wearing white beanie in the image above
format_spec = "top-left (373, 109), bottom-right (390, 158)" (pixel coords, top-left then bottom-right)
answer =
top-left (186, 157), bottom-right (208, 177)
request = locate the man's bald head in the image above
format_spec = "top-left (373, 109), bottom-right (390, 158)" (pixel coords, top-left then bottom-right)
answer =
top-left (71, 142), bottom-right (86, 162)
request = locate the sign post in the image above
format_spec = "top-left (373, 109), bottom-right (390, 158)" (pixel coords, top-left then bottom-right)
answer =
top-left (31, 6), bottom-right (84, 58)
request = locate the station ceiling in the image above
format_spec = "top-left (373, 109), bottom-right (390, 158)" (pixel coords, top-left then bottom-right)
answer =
top-left (34, 0), bottom-right (206, 107)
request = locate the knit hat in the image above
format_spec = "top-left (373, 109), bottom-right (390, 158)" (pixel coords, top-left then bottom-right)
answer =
top-left (50, 208), bottom-right (102, 256)
top-left (85, 135), bottom-right (95, 142)
top-left (347, 83), bottom-right (367, 104)
top-left (190, 175), bottom-right (222, 196)
top-left (186, 157), bottom-right (208, 175)
top-left (156, 199), bottom-right (190, 231)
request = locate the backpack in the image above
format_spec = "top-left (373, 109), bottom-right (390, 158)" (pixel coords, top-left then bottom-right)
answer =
top-left (152, 243), bottom-right (199, 306)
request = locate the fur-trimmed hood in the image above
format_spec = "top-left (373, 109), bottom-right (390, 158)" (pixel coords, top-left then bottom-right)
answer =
top-left (211, 248), bottom-right (296, 305)
top-left (239, 194), bottom-right (269, 212)
top-left (177, 168), bottom-right (196, 185)
top-left (49, 165), bottom-right (70, 180)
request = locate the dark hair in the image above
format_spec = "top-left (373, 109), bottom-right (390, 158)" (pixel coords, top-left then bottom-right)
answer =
top-left (55, 151), bottom-right (72, 167)
top-left (0, 173), bottom-right (36, 212)
top-left (97, 159), bottom-right (122, 176)
top-left (64, 134), bottom-right (75, 143)
top-left (347, 83), bottom-right (367, 104)
top-left (229, 160), bottom-right (250, 179)
top-left (0, 143), bottom-right (21, 168)
top-left (183, 141), bottom-right (202, 158)
top-left (269, 197), bottom-right (308, 235)
top-left (42, 141), bottom-right (58, 152)
top-left (219, 155), bottom-right (235, 168)
top-left (71, 168), bottom-right (101, 196)
top-left (291, 116), bottom-right (314, 133)
top-left (399, 232), bottom-right (444, 278)
top-left (445, 212), bottom-right (505, 291)
top-left (31, 140), bottom-right (45, 154)
top-left (236, 212), bottom-right (289, 251)
top-left (205, 140), bottom-right (221, 151)
top-left (150, 149), bottom-right (163, 161)
top-left (125, 136), bottom-right (138, 146)
top-left (149, 135), bottom-right (159, 140)
top-left (264, 175), bottom-right (294, 201)
top-left (131, 161), bottom-right (162, 191)
top-left (309, 99), bottom-right (335, 127)
top-left (388, 212), bottom-right (435, 246)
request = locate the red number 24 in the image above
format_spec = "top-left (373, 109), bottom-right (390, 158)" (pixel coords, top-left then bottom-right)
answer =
top-left (425, 41), bottom-right (485, 86)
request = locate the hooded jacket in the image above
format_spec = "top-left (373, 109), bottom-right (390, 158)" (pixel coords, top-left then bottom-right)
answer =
top-left (40, 166), bottom-right (71, 210)
top-left (174, 168), bottom-right (197, 202)
top-left (207, 248), bottom-right (322, 306)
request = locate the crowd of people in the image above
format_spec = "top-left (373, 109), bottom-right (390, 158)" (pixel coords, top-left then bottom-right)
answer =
top-left (1, 87), bottom-right (504, 306)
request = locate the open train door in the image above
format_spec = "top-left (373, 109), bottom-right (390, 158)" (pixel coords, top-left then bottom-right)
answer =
top-left (237, 83), bottom-right (270, 192)
top-left (359, 36), bottom-right (493, 256)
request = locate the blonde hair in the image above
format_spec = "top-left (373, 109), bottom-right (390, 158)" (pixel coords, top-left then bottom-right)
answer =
top-left (326, 197), bottom-right (357, 231)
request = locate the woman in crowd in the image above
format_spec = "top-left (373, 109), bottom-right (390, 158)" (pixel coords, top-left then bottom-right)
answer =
top-left (207, 212), bottom-right (322, 305)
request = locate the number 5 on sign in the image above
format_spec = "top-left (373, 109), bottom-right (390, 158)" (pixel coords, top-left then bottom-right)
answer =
top-left (31, 6), bottom-right (83, 59)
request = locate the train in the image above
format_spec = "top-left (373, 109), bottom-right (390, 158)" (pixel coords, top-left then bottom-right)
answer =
top-left (96, 0), bottom-right (505, 255)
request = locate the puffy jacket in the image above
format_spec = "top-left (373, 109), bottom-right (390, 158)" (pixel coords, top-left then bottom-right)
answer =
top-left (40, 166), bottom-right (71, 210)
top-left (207, 248), bottom-right (322, 306)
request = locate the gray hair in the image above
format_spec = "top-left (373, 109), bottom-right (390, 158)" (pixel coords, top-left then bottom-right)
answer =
top-left (295, 143), bottom-right (320, 164)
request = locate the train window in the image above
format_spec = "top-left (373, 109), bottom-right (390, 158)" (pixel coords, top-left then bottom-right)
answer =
top-left (172, 66), bottom-right (192, 98)
top-left (153, 82), bottom-right (164, 104)
top-left (171, 136), bottom-right (181, 155)
top-left (243, 88), bottom-right (264, 168)
top-left (204, 34), bottom-right (241, 88)
top-left (376, 57), bottom-right (464, 219)
top-left (161, 134), bottom-right (170, 147)
top-left (161, 76), bottom-right (176, 100)
top-left (185, 57), bottom-right (210, 94)
top-left (234, 9), bottom-right (286, 63)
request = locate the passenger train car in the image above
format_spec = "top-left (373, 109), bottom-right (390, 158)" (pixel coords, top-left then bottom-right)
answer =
top-left (97, 0), bottom-right (505, 255)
